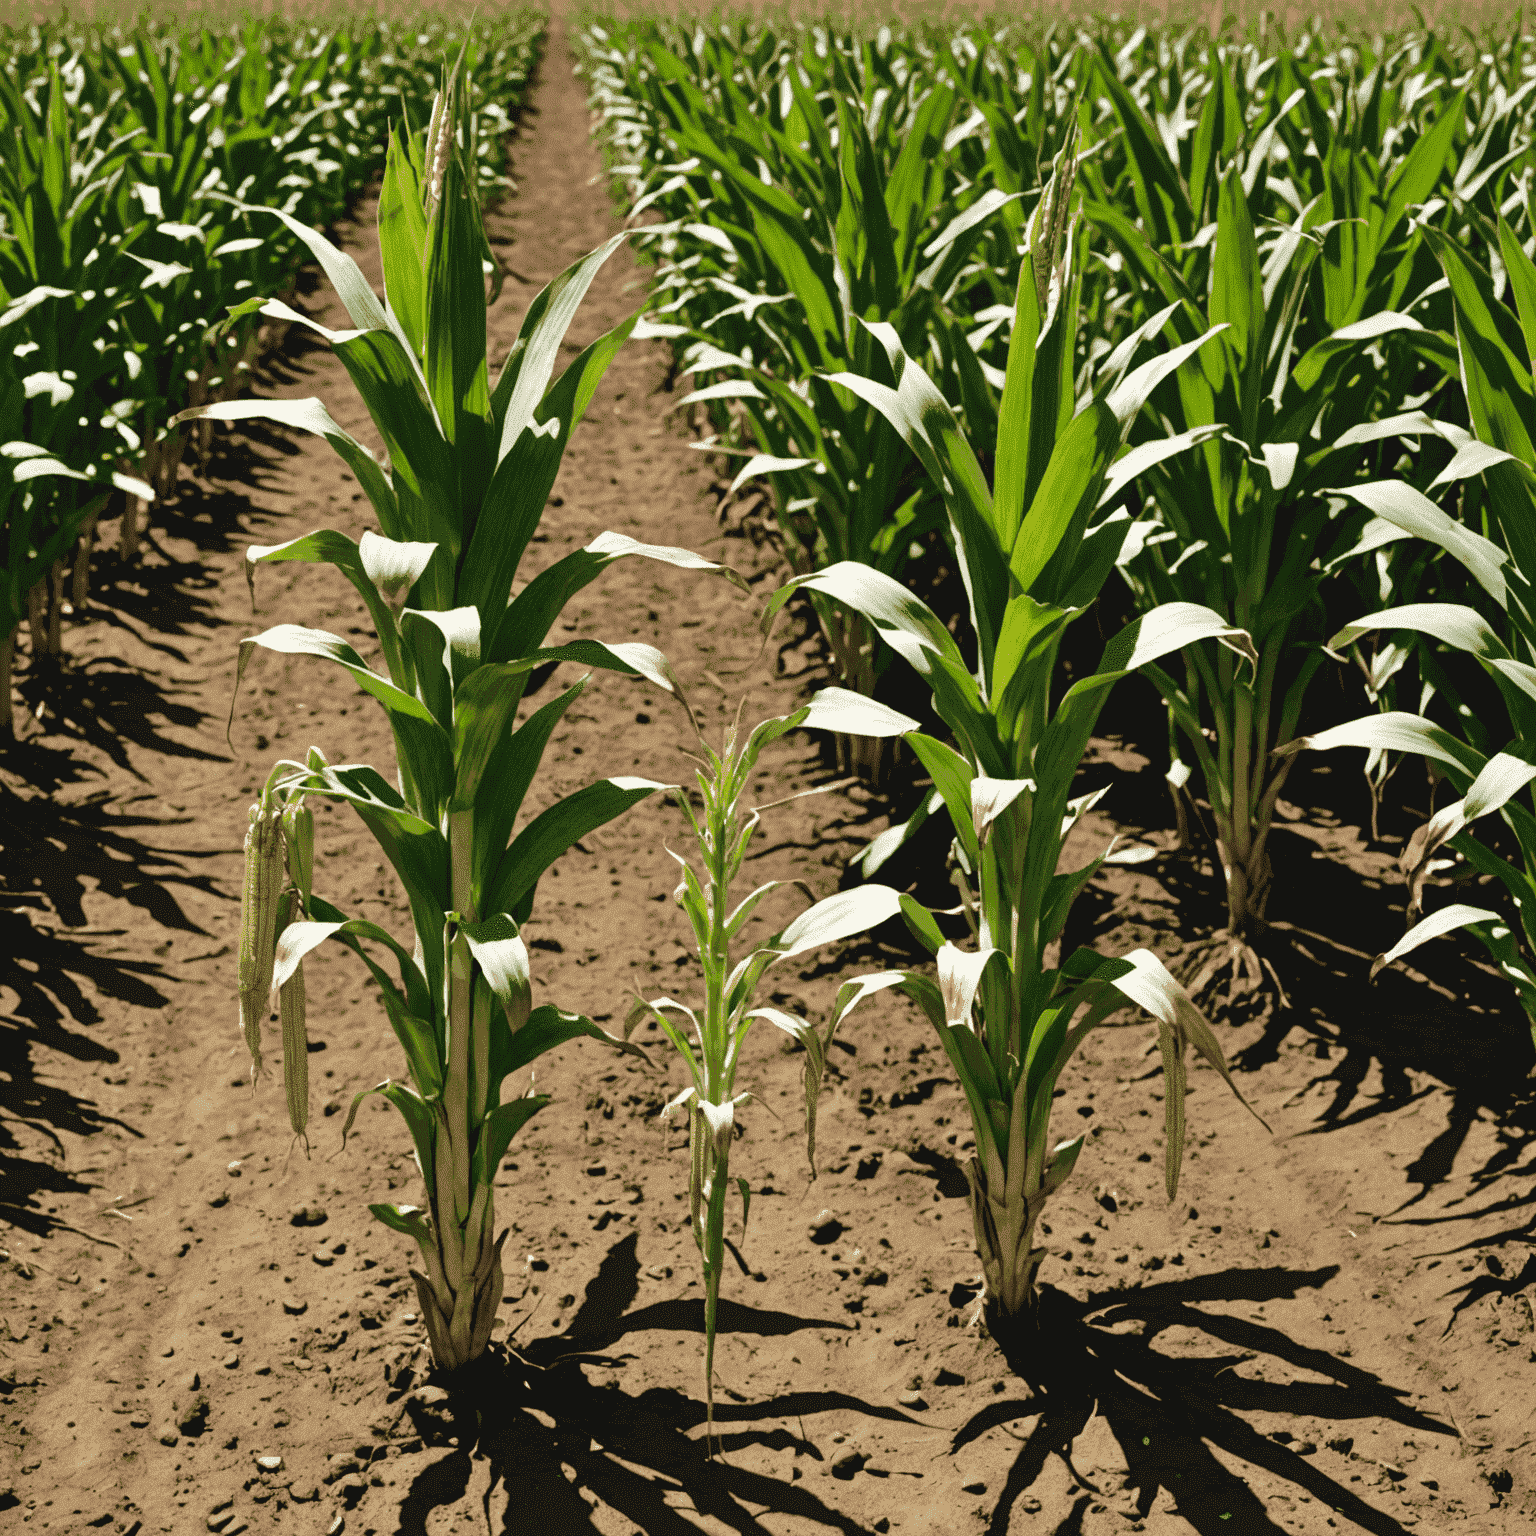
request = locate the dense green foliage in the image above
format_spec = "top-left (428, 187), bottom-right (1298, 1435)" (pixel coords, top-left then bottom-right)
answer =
top-left (0, 10), bottom-right (540, 700)
top-left (9, 0), bottom-right (1536, 1405)
top-left (581, 10), bottom-right (1536, 1001)
top-left (571, 12), bottom-right (1536, 1336)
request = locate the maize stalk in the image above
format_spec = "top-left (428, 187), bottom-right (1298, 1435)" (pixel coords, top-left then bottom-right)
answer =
top-left (187, 49), bottom-right (745, 1376)
top-left (765, 161), bottom-right (1262, 1369)
top-left (70, 508), bottom-right (98, 611)
top-left (635, 689), bottom-right (913, 1449)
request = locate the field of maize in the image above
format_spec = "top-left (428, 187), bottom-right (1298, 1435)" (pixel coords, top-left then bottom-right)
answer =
top-left (3, 3), bottom-right (1535, 1532)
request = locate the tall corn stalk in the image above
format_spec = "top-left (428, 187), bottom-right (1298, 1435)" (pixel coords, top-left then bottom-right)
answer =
top-left (764, 157), bottom-right (1263, 1359)
top-left (1286, 221), bottom-right (1536, 1059)
top-left (179, 58), bottom-right (739, 1374)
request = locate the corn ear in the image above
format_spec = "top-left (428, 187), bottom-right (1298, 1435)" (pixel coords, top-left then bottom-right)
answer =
top-left (281, 799), bottom-right (314, 916)
top-left (278, 892), bottom-right (310, 1151)
top-left (238, 800), bottom-right (285, 1083)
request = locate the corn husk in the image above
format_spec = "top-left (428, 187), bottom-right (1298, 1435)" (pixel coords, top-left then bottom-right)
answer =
top-left (278, 890), bottom-right (310, 1150)
top-left (237, 800), bottom-right (285, 1083)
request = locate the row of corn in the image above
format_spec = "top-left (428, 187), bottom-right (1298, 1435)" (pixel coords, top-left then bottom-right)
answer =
top-left (579, 12), bottom-right (1536, 1041)
top-left (130, 10), bottom-right (1536, 1439)
top-left (0, 9), bottom-right (541, 734)
top-left (209, 36), bottom-right (1256, 1406)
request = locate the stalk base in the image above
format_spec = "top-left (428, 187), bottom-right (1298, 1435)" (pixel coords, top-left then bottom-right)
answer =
top-left (983, 1285), bottom-right (1085, 1394)
top-left (1179, 932), bottom-right (1289, 1022)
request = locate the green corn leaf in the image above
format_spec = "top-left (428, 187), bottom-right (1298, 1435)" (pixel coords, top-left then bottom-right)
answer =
top-left (854, 789), bottom-right (941, 879)
top-left (762, 561), bottom-right (964, 677)
top-left (1209, 166), bottom-right (1263, 389)
top-left (897, 892), bottom-right (946, 956)
top-left (473, 1095), bottom-right (552, 1184)
top-left (379, 126), bottom-right (428, 359)
top-left (368, 1202), bottom-right (434, 1243)
top-left (1370, 903), bottom-right (1508, 982)
top-left (459, 914), bottom-right (531, 1032)
top-left (487, 529), bottom-right (746, 664)
top-left (1328, 602), bottom-right (1511, 661)
top-left (467, 680), bottom-right (585, 899)
top-left (273, 917), bottom-right (422, 997)
top-left (1281, 709), bottom-right (1487, 782)
top-left (245, 528), bottom-right (412, 682)
top-left (744, 686), bottom-right (920, 766)
top-left (1324, 481), bottom-right (1509, 607)
top-left (991, 262), bottom-right (1042, 550)
top-left (486, 777), bottom-right (671, 923)
top-left (495, 233), bottom-right (629, 463)
top-left (422, 131), bottom-right (491, 447)
top-left (1009, 402), bottom-right (1119, 596)
top-left (906, 731), bottom-right (980, 866)
top-left (495, 1003), bottom-right (648, 1079)
top-left (359, 530), bottom-right (439, 608)
top-left (341, 1079), bottom-right (437, 1173)
top-left (173, 397), bottom-right (400, 538)
top-left (1291, 311), bottom-right (1427, 394)
top-left (765, 884), bottom-right (905, 963)
top-left (1496, 219), bottom-right (1536, 374)
top-left (236, 622), bottom-right (440, 726)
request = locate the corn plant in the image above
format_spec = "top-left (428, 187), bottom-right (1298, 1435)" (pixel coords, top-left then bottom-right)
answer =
top-left (1081, 50), bottom-right (1491, 985)
top-left (761, 168), bottom-right (1260, 1357)
top-left (630, 687), bottom-right (913, 1445)
top-left (1284, 222), bottom-right (1536, 1054)
top-left (178, 59), bottom-right (738, 1374)
top-left (0, 66), bottom-right (156, 659)
top-left (0, 428), bottom-right (151, 738)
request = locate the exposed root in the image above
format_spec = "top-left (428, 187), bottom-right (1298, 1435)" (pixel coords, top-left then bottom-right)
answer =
top-left (1179, 932), bottom-right (1291, 1023)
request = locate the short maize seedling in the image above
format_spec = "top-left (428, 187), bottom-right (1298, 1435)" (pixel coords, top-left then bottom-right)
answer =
top-left (181, 54), bottom-right (741, 1374)
top-left (631, 687), bottom-right (913, 1449)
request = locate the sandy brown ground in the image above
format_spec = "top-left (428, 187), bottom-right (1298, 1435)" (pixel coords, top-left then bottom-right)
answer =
top-left (2, 16), bottom-right (1535, 1536)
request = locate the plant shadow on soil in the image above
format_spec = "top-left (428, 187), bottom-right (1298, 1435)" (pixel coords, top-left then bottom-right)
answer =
top-left (1054, 730), bottom-right (1536, 1254)
top-left (0, 306), bottom-right (348, 1237)
top-left (967, 1271), bottom-right (1457, 1536)
top-left (391, 1231), bottom-right (918, 1535)
top-left (0, 779), bottom-right (231, 1231)
top-left (384, 1238), bottom-right (1458, 1536)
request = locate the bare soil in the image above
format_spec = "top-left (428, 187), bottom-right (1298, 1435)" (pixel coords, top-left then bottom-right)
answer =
top-left (3, 20), bottom-right (1535, 1536)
